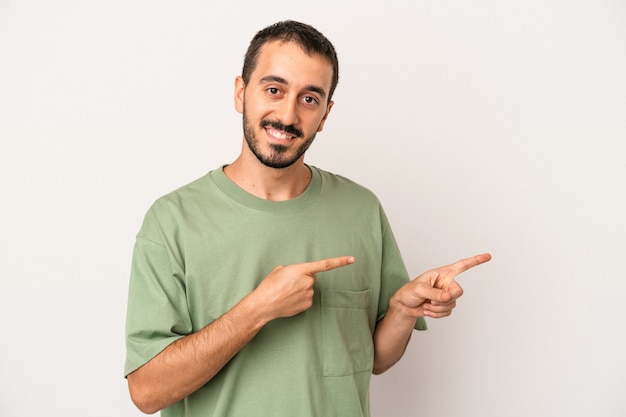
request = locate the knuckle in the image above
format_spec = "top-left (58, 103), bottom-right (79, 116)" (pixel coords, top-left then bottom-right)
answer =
top-left (323, 260), bottom-right (332, 271)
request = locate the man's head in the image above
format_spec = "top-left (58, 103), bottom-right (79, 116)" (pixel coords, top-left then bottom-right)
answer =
top-left (235, 21), bottom-right (339, 169)
top-left (242, 20), bottom-right (339, 103)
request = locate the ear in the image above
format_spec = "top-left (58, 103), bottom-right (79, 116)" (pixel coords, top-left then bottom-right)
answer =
top-left (316, 100), bottom-right (334, 132)
top-left (234, 76), bottom-right (245, 114)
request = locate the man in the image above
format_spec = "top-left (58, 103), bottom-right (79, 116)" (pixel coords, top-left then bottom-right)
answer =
top-left (124, 20), bottom-right (491, 417)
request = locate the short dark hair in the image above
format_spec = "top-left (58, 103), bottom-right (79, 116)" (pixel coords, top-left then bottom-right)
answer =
top-left (241, 20), bottom-right (339, 101)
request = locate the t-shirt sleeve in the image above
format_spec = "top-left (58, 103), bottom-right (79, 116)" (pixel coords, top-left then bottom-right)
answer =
top-left (376, 207), bottom-right (427, 331)
top-left (124, 209), bottom-right (192, 376)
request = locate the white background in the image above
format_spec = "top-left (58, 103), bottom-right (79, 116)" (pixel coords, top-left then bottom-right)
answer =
top-left (1, 1), bottom-right (625, 416)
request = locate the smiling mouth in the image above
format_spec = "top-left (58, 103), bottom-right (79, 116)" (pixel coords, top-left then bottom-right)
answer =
top-left (261, 119), bottom-right (303, 140)
top-left (265, 126), bottom-right (297, 141)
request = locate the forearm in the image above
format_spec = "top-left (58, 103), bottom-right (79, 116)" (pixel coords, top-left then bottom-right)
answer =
top-left (372, 299), bottom-right (420, 374)
top-left (127, 292), bottom-right (270, 414)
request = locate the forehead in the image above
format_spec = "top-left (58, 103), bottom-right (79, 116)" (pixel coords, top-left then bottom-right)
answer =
top-left (251, 40), bottom-right (333, 92)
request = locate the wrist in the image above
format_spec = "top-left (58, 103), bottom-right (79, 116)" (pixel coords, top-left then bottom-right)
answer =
top-left (233, 291), bottom-right (273, 331)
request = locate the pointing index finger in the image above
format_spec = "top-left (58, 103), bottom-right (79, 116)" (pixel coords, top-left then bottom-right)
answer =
top-left (303, 256), bottom-right (355, 275)
top-left (449, 253), bottom-right (492, 274)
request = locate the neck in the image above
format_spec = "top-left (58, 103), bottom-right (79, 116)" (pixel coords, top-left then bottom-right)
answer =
top-left (223, 152), bottom-right (312, 202)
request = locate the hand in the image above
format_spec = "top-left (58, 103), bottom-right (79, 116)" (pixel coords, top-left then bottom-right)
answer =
top-left (254, 256), bottom-right (355, 320)
top-left (391, 253), bottom-right (491, 319)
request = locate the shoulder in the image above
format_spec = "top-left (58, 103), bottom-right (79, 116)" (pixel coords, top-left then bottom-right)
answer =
top-left (149, 171), bottom-right (215, 212)
top-left (138, 171), bottom-right (216, 232)
top-left (312, 166), bottom-right (380, 204)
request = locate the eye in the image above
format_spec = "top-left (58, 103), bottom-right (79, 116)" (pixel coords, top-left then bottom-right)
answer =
top-left (303, 95), bottom-right (319, 105)
top-left (267, 87), bottom-right (280, 95)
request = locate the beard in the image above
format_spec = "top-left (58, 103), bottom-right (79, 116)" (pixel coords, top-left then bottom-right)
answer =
top-left (242, 111), bottom-right (316, 169)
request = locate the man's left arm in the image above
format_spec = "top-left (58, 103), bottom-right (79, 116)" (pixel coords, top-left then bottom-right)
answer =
top-left (372, 253), bottom-right (492, 374)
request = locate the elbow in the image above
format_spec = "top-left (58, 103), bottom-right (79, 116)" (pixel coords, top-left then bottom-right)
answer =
top-left (127, 374), bottom-right (162, 415)
top-left (372, 367), bottom-right (385, 375)
top-left (372, 363), bottom-right (392, 375)
top-left (372, 352), bottom-right (402, 375)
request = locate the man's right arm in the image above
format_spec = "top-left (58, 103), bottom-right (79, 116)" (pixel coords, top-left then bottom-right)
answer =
top-left (127, 290), bottom-right (269, 414)
top-left (127, 256), bottom-right (354, 414)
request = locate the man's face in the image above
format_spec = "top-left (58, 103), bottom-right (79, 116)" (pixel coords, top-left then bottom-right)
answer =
top-left (235, 41), bottom-right (334, 169)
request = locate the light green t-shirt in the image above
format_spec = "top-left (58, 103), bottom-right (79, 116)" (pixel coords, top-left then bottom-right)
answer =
top-left (125, 166), bottom-right (426, 417)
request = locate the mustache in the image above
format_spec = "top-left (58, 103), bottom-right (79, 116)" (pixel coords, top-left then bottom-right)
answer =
top-left (260, 119), bottom-right (303, 138)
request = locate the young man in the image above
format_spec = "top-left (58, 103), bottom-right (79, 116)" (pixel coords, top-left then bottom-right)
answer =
top-left (124, 20), bottom-right (491, 417)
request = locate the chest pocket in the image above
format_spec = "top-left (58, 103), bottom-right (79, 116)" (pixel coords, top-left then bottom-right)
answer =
top-left (320, 288), bottom-right (373, 376)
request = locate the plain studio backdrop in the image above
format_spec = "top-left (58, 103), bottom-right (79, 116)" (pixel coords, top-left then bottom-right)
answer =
top-left (1, 1), bottom-right (624, 416)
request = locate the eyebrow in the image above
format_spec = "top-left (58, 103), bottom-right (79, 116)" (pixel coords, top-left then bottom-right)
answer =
top-left (259, 75), bottom-right (327, 100)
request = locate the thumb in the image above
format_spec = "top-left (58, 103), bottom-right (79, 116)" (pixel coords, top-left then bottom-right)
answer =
top-left (433, 289), bottom-right (452, 303)
top-left (418, 285), bottom-right (451, 303)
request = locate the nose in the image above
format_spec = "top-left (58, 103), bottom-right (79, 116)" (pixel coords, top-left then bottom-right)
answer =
top-left (276, 97), bottom-right (299, 127)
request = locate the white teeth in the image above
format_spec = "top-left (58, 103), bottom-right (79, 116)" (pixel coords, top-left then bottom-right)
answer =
top-left (267, 127), bottom-right (293, 140)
